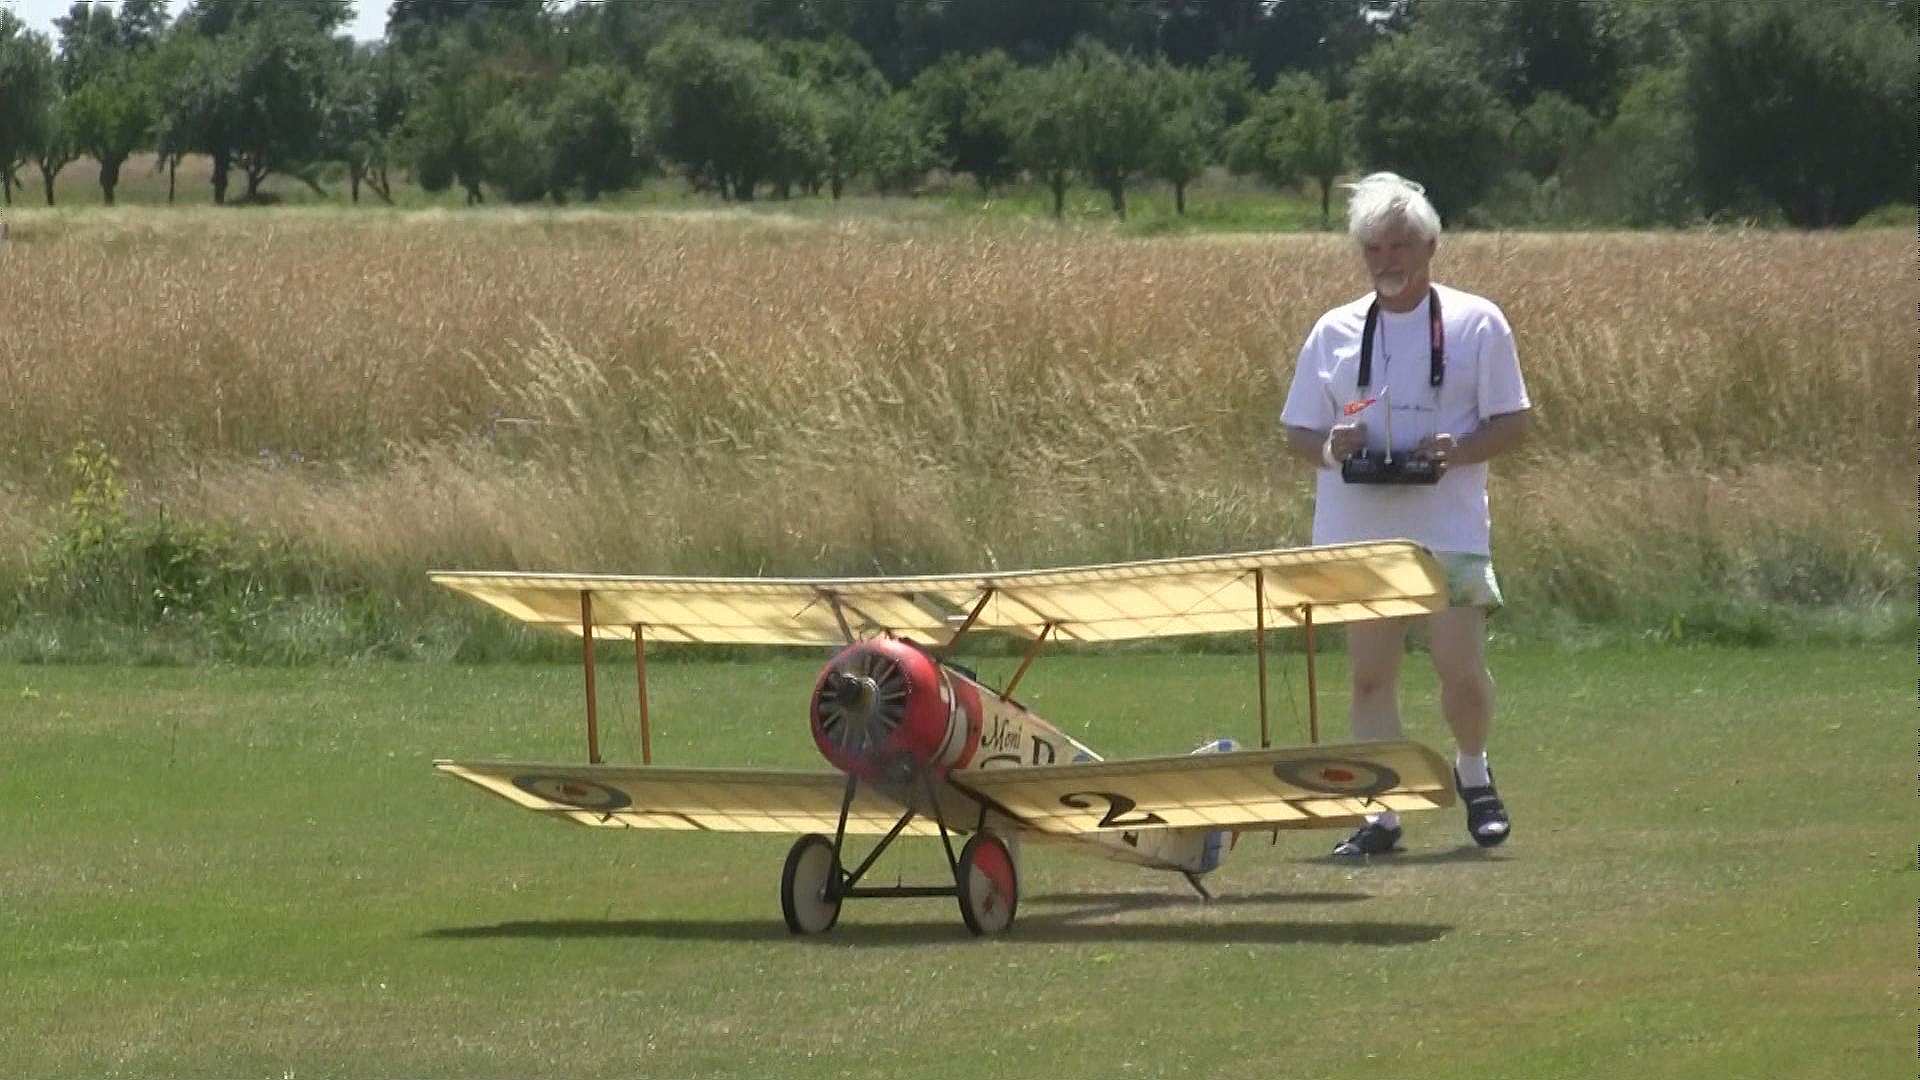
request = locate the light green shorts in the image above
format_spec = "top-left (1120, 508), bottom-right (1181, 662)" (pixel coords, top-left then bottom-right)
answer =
top-left (1436, 552), bottom-right (1504, 611)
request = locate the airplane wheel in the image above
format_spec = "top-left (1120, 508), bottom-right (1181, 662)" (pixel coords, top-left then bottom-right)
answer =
top-left (956, 831), bottom-right (1018, 936)
top-left (781, 833), bottom-right (843, 935)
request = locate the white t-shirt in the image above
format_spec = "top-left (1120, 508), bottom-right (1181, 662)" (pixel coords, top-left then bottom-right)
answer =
top-left (1280, 283), bottom-right (1530, 556)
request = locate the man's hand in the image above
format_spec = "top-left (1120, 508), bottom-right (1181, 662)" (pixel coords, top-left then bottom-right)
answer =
top-left (1416, 432), bottom-right (1455, 477)
top-left (1325, 421), bottom-right (1368, 464)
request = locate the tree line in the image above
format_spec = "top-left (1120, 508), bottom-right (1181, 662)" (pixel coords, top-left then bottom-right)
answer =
top-left (0, 0), bottom-right (1910, 227)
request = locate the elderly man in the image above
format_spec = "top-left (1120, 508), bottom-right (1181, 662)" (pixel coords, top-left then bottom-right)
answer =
top-left (1280, 173), bottom-right (1531, 856)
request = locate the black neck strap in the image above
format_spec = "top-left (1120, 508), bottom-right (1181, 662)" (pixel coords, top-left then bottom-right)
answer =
top-left (1358, 287), bottom-right (1444, 389)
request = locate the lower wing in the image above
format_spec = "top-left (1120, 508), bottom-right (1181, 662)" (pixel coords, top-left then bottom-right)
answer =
top-left (436, 760), bottom-right (948, 835)
top-left (440, 739), bottom-right (1452, 840)
top-left (949, 740), bottom-right (1455, 835)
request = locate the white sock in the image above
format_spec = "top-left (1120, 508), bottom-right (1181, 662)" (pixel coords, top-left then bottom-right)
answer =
top-left (1368, 810), bottom-right (1401, 831)
top-left (1456, 751), bottom-right (1491, 788)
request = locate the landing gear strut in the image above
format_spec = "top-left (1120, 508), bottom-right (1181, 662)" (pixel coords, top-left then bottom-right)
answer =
top-left (778, 773), bottom-right (1018, 937)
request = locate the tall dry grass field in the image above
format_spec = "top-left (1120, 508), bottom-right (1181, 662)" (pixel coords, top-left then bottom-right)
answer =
top-left (0, 207), bottom-right (1905, 646)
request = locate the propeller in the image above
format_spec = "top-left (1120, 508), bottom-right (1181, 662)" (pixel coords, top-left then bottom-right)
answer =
top-left (814, 648), bottom-right (910, 754)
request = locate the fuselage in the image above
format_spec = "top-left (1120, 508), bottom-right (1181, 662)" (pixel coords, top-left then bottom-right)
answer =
top-left (808, 637), bottom-right (1221, 874)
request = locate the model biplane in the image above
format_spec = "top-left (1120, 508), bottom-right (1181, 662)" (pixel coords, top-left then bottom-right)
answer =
top-left (432, 541), bottom-right (1457, 936)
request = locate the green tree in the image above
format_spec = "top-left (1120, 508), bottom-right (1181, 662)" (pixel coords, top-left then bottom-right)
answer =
top-left (114, 0), bottom-right (170, 50)
top-left (861, 90), bottom-right (941, 194)
top-left (646, 26), bottom-right (815, 201)
top-left (1157, 0), bottom-right (1377, 88)
top-left (55, 0), bottom-right (169, 205)
top-left (164, 6), bottom-right (338, 204)
top-left (815, 85), bottom-right (868, 199)
top-left (764, 86), bottom-right (830, 200)
top-left (1146, 63), bottom-right (1217, 216)
top-left (0, 15), bottom-right (56, 206)
top-left (551, 0), bottom-right (690, 72)
top-left (1410, 0), bottom-right (1627, 113)
top-left (387, 0), bottom-right (545, 52)
top-left (776, 37), bottom-right (887, 200)
top-left (53, 1), bottom-right (120, 91)
top-left (65, 58), bottom-right (154, 205)
top-left (909, 50), bottom-right (1018, 190)
top-left (545, 64), bottom-right (652, 201)
top-left (323, 42), bottom-right (408, 204)
top-left (181, 0), bottom-right (352, 37)
top-left (1226, 72), bottom-right (1351, 225)
top-left (222, 14), bottom-right (335, 202)
top-left (897, 0), bottom-right (1146, 70)
top-left (772, 34), bottom-right (889, 98)
top-left (1609, 0), bottom-right (1732, 70)
top-left (1498, 0), bottom-right (1626, 111)
top-left (1686, 2), bottom-right (1912, 227)
top-left (477, 95), bottom-right (552, 204)
top-left (400, 40), bottom-right (494, 205)
top-left (997, 60), bottom-right (1078, 219)
top-left (1562, 64), bottom-right (1696, 227)
top-left (32, 95), bottom-right (79, 205)
top-left (1350, 34), bottom-right (1511, 220)
top-left (1196, 56), bottom-right (1255, 149)
top-left (759, 0), bottom-right (928, 83)
top-left (1070, 43), bottom-right (1159, 221)
top-left (1511, 90), bottom-right (1596, 181)
top-left (148, 31), bottom-right (203, 204)
top-left (170, 35), bottom-right (241, 204)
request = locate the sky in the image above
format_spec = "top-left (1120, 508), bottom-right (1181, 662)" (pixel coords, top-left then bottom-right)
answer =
top-left (2, 0), bottom-right (389, 43)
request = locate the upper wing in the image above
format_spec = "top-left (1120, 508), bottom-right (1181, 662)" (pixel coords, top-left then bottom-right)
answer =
top-left (949, 740), bottom-right (1456, 835)
top-left (430, 541), bottom-right (1445, 647)
top-left (437, 760), bottom-right (947, 835)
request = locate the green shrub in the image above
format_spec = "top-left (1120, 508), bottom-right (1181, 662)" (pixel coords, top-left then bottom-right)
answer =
top-left (15, 443), bottom-right (317, 653)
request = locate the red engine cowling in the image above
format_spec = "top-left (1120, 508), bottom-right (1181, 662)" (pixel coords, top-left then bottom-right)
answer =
top-left (809, 638), bottom-right (982, 782)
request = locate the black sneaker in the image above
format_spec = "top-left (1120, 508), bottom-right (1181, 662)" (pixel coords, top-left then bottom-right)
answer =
top-left (1457, 769), bottom-right (1511, 848)
top-left (1331, 820), bottom-right (1403, 857)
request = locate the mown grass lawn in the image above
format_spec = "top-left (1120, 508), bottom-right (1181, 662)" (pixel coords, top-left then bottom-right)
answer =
top-left (1, 644), bottom-right (1904, 1078)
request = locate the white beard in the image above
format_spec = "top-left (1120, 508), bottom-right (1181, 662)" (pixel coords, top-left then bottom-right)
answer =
top-left (1373, 273), bottom-right (1410, 299)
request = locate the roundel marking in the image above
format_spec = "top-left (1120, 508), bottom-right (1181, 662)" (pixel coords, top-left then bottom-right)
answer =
top-left (512, 774), bottom-right (632, 811)
top-left (1272, 758), bottom-right (1401, 797)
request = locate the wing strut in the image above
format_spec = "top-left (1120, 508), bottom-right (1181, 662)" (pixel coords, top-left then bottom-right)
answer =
top-left (581, 589), bottom-right (603, 764)
top-left (1003, 623), bottom-right (1055, 698)
top-left (821, 591), bottom-right (856, 644)
top-left (1254, 569), bottom-right (1271, 749)
top-left (633, 622), bottom-right (653, 765)
top-left (939, 589), bottom-right (994, 654)
top-left (1302, 603), bottom-right (1320, 744)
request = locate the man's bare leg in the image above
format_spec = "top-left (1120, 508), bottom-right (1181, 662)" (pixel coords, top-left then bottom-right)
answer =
top-left (1346, 617), bottom-right (1409, 741)
top-left (1332, 617), bottom-right (1412, 855)
top-left (1424, 605), bottom-right (1509, 845)
top-left (1425, 605), bottom-right (1493, 757)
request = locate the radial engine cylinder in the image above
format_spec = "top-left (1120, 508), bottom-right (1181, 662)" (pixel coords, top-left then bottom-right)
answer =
top-left (809, 638), bottom-right (982, 782)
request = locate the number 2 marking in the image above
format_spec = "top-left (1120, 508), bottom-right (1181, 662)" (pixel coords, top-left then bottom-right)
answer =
top-left (1060, 791), bottom-right (1167, 829)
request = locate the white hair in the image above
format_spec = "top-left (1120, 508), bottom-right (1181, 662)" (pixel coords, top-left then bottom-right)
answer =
top-left (1345, 172), bottom-right (1442, 244)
